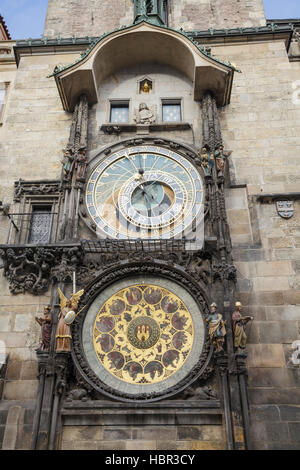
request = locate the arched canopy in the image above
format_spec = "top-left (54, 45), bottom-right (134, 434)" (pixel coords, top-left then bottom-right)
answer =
top-left (53, 22), bottom-right (235, 112)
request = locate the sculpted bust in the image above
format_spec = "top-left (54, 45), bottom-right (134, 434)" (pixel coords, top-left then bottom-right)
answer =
top-left (134, 102), bottom-right (156, 124)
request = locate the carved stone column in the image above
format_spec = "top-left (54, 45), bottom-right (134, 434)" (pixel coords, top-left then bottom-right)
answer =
top-left (48, 352), bottom-right (70, 450)
top-left (201, 90), bottom-right (251, 450)
top-left (31, 351), bottom-right (48, 449)
top-left (215, 353), bottom-right (234, 450)
top-left (59, 94), bottom-right (89, 242)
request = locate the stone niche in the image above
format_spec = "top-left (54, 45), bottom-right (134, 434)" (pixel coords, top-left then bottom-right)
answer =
top-left (96, 63), bottom-right (198, 129)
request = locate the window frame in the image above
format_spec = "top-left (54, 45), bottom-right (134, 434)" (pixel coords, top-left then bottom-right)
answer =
top-left (161, 98), bottom-right (183, 123)
top-left (109, 99), bottom-right (130, 124)
top-left (27, 203), bottom-right (55, 245)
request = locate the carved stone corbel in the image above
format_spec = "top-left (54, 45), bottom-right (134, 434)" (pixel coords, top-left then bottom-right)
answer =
top-left (0, 245), bottom-right (83, 295)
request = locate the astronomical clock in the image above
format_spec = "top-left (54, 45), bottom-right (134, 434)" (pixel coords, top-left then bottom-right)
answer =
top-left (72, 140), bottom-right (211, 402)
top-left (85, 145), bottom-right (204, 240)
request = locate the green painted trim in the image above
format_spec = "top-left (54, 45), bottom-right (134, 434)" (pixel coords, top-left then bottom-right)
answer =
top-left (47, 20), bottom-right (241, 79)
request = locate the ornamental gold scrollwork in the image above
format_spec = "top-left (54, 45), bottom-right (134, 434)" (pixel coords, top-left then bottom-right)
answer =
top-left (93, 284), bottom-right (194, 385)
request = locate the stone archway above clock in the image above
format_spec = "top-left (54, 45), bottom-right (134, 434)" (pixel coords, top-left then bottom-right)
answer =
top-left (52, 21), bottom-right (235, 112)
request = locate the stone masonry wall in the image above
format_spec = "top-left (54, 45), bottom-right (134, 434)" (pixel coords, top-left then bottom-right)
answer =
top-left (0, 52), bottom-right (79, 409)
top-left (43, 0), bottom-right (266, 38)
top-left (216, 40), bottom-right (300, 450)
top-left (0, 35), bottom-right (300, 449)
top-left (60, 424), bottom-right (226, 450)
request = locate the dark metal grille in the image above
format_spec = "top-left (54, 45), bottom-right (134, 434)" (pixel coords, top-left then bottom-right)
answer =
top-left (82, 238), bottom-right (194, 253)
top-left (28, 208), bottom-right (53, 244)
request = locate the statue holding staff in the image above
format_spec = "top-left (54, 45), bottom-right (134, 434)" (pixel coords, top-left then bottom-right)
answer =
top-left (205, 303), bottom-right (226, 353)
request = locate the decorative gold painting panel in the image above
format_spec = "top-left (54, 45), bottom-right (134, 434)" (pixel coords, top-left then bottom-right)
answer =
top-left (92, 284), bottom-right (194, 385)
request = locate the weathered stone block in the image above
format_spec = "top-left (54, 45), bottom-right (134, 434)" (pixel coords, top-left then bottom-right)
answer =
top-left (72, 440), bottom-right (99, 450)
top-left (103, 427), bottom-right (132, 440)
top-left (247, 344), bottom-right (286, 367)
top-left (177, 426), bottom-right (201, 441)
top-left (265, 305), bottom-right (300, 321)
top-left (250, 422), bottom-right (289, 443)
top-left (6, 361), bottom-right (22, 381)
top-left (3, 380), bottom-right (38, 400)
top-left (257, 321), bottom-right (299, 344)
top-left (16, 424), bottom-right (33, 450)
top-left (0, 426), bottom-right (5, 449)
top-left (249, 367), bottom-right (300, 388)
top-left (97, 440), bottom-right (126, 450)
top-left (156, 440), bottom-right (180, 450)
top-left (0, 315), bottom-right (11, 332)
top-left (62, 425), bottom-right (103, 442)
top-left (125, 440), bottom-right (156, 450)
top-left (21, 361), bottom-right (38, 380)
top-left (255, 261), bottom-right (293, 277)
top-left (0, 410), bottom-right (8, 425)
top-left (14, 314), bottom-right (31, 332)
top-left (279, 406), bottom-right (300, 422)
top-left (249, 388), bottom-right (300, 405)
top-left (250, 405), bottom-right (280, 422)
top-left (288, 423), bottom-right (300, 442)
top-left (283, 291), bottom-right (300, 305)
top-left (252, 277), bottom-right (290, 292)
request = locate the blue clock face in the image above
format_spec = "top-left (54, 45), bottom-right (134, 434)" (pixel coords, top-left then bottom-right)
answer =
top-left (86, 146), bottom-right (204, 239)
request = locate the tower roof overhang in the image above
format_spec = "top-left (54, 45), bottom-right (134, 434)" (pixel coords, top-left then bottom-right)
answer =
top-left (52, 21), bottom-right (236, 112)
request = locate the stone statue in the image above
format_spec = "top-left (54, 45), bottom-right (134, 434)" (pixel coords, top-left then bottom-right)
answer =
top-left (134, 103), bottom-right (156, 124)
top-left (62, 148), bottom-right (75, 181)
top-left (182, 384), bottom-right (217, 400)
top-left (199, 147), bottom-right (213, 176)
top-left (214, 145), bottom-right (227, 177)
top-left (35, 305), bottom-right (53, 351)
top-left (75, 148), bottom-right (87, 182)
top-left (205, 303), bottom-right (226, 352)
top-left (55, 288), bottom-right (84, 352)
top-left (232, 301), bottom-right (253, 352)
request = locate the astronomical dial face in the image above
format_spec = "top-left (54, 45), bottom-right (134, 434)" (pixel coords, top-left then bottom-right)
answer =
top-left (86, 146), bottom-right (204, 239)
top-left (82, 276), bottom-right (206, 399)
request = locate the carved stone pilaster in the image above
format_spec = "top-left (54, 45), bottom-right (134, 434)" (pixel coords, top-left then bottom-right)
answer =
top-left (212, 261), bottom-right (237, 283)
top-left (235, 352), bottom-right (248, 377)
top-left (60, 94), bottom-right (89, 242)
top-left (13, 180), bottom-right (62, 203)
top-left (201, 92), bottom-right (222, 153)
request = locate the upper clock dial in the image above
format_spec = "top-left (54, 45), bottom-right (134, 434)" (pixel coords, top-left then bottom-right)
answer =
top-left (86, 146), bottom-right (204, 239)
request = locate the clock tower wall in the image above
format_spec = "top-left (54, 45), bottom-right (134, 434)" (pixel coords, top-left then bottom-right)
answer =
top-left (44, 0), bottom-right (266, 38)
top-left (91, 63), bottom-right (200, 151)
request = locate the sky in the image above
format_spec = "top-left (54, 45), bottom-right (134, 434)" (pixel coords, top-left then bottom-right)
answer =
top-left (0, 0), bottom-right (299, 40)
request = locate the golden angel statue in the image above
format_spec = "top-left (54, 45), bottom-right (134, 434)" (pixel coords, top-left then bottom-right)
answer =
top-left (55, 288), bottom-right (84, 352)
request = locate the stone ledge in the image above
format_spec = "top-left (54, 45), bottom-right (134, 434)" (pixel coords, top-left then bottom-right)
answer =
top-left (63, 399), bottom-right (221, 410)
top-left (100, 122), bottom-right (191, 135)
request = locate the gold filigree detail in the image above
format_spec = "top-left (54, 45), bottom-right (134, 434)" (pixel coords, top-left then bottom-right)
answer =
top-left (93, 284), bottom-right (194, 385)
